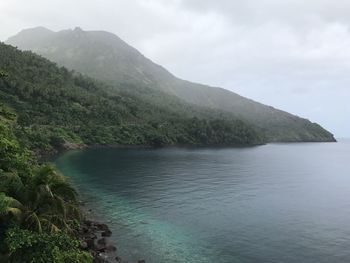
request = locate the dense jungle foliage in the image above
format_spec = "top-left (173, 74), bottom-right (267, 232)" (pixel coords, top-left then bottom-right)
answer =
top-left (0, 104), bottom-right (92, 262)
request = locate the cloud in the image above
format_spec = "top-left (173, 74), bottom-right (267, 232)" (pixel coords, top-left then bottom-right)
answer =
top-left (0, 0), bottom-right (349, 136)
top-left (180, 0), bottom-right (350, 27)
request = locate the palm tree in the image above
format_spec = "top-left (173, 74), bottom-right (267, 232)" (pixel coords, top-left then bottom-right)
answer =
top-left (0, 165), bottom-right (80, 233)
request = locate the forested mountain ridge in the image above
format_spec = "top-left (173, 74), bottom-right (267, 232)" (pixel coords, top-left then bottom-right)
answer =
top-left (6, 26), bottom-right (336, 142)
top-left (0, 42), bottom-right (264, 155)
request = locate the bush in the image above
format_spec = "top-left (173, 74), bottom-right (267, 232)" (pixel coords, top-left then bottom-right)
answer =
top-left (5, 227), bottom-right (92, 263)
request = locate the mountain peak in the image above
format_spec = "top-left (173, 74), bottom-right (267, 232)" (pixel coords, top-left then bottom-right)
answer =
top-left (14, 26), bottom-right (54, 38)
top-left (73, 26), bottom-right (83, 31)
top-left (6, 26), bottom-right (54, 49)
top-left (73, 27), bottom-right (84, 34)
top-left (21, 26), bottom-right (53, 34)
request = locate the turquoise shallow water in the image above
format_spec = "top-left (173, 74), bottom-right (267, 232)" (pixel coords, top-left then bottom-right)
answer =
top-left (55, 140), bottom-right (350, 263)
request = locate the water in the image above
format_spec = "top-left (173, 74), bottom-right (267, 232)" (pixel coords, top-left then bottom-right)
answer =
top-left (54, 140), bottom-right (350, 263)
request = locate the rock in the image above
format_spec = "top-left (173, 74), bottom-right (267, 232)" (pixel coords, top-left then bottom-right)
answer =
top-left (95, 245), bottom-right (107, 253)
top-left (86, 238), bottom-right (95, 249)
top-left (101, 230), bottom-right (112, 237)
top-left (96, 223), bottom-right (110, 232)
top-left (95, 238), bottom-right (108, 252)
top-left (106, 245), bottom-right (117, 252)
top-left (93, 254), bottom-right (111, 263)
top-left (138, 260), bottom-right (146, 263)
top-left (97, 238), bottom-right (107, 246)
top-left (82, 226), bottom-right (89, 233)
top-left (83, 232), bottom-right (97, 240)
top-left (80, 241), bottom-right (88, 250)
top-left (84, 220), bottom-right (93, 227)
top-left (80, 218), bottom-right (120, 262)
top-left (62, 141), bottom-right (86, 150)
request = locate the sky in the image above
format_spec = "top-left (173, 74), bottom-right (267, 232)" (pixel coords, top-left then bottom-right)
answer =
top-left (1, 0), bottom-right (349, 137)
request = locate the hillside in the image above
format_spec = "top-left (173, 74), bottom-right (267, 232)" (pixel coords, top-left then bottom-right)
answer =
top-left (6, 27), bottom-right (336, 142)
top-left (0, 42), bottom-right (264, 155)
top-left (0, 102), bottom-right (94, 261)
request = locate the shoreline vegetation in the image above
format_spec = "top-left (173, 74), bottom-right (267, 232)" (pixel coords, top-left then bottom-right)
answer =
top-left (0, 102), bottom-right (140, 262)
top-left (0, 109), bottom-right (93, 262)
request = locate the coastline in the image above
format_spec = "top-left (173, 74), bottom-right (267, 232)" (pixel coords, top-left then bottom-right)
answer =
top-left (78, 202), bottom-right (122, 263)
top-left (50, 142), bottom-right (264, 263)
top-left (52, 136), bottom-right (338, 157)
top-left (44, 135), bottom-right (340, 162)
top-left (46, 138), bottom-right (337, 163)
top-left (52, 139), bottom-right (336, 262)
top-left (79, 201), bottom-right (146, 263)
top-left (49, 145), bottom-right (142, 263)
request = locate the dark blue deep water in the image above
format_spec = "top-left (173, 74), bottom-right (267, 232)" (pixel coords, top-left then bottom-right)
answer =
top-left (55, 141), bottom-right (350, 263)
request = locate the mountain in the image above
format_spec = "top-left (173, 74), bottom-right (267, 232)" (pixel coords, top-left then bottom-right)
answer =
top-left (0, 42), bottom-right (266, 155)
top-left (6, 27), bottom-right (335, 142)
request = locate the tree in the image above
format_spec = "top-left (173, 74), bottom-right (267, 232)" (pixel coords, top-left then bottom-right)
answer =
top-left (5, 227), bottom-right (92, 263)
top-left (0, 70), bottom-right (8, 79)
top-left (0, 165), bottom-right (79, 234)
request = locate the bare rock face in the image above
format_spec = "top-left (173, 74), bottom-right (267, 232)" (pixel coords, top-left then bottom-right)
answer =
top-left (62, 140), bottom-right (86, 150)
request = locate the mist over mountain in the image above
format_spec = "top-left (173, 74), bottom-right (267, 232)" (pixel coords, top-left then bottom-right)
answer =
top-left (7, 27), bottom-right (336, 142)
top-left (1, 42), bottom-right (269, 155)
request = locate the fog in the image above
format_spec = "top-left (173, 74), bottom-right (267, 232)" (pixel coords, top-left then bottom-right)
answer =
top-left (1, 0), bottom-right (349, 137)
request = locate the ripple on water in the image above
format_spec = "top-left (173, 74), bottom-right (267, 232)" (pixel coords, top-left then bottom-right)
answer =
top-left (55, 141), bottom-right (350, 263)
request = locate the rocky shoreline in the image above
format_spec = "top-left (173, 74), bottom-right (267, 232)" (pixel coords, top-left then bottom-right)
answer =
top-left (78, 210), bottom-right (146, 263)
top-left (79, 218), bottom-right (118, 263)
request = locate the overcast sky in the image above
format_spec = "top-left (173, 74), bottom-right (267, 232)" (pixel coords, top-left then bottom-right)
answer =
top-left (1, 0), bottom-right (349, 137)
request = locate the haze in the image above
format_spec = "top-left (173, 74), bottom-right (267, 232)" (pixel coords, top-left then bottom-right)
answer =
top-left (1, 0), bottom-right (349, 137)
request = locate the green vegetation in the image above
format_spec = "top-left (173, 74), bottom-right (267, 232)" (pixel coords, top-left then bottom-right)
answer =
top-left (5, 228), bottom-right (91, 262)
top-left (0, 42), bottom-right (264, 156)
top-left (0, 105), bottom-right (92, 262)
top-left (6, 27), bottom-right (335, 142)
top-left (0, 70), bottom-right (8, 78)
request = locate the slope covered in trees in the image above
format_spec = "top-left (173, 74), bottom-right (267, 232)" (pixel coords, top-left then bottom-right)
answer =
top-left (0, 42), bottom-right (264, 156)
top-left (6, 27), bottom-right (336, 142)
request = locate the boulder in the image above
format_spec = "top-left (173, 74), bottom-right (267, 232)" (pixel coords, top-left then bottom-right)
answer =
top-left (86, 238), bottom-right (95, 249)
top-left (106, 245), bottom-right (117, 252)
top-left (80, 241), bottom-right (88, 250)
top-left (101, 230), bottom-right (112, 237)
top-left (96, 223), bottom-right (110, 232)
top-left (97, 238), bottom-right (107, 246)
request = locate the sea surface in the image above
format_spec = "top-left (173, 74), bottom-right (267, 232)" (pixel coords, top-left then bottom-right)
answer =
top-left (55, 140), bottom-right (350, 263)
